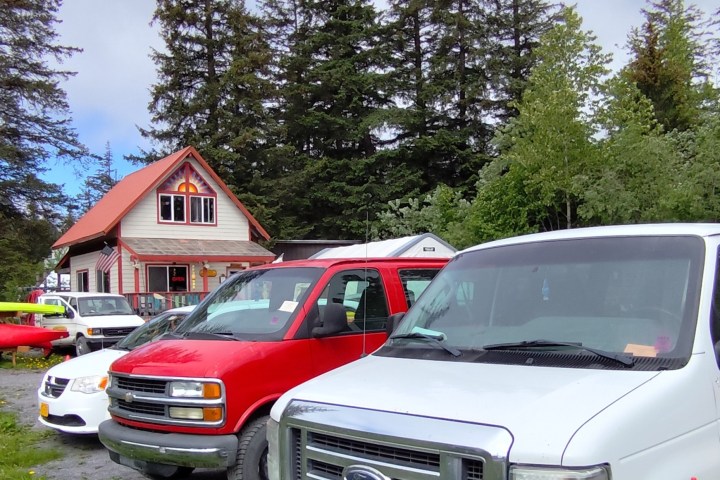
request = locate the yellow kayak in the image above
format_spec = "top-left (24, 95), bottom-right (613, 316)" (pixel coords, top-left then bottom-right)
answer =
top-left (0, 302), bottom-right (65, 315)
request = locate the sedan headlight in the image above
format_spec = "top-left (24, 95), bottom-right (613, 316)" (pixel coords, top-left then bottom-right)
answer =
top-left (168, 381), bottom-right (221, 399)
top-left (509, 465), bottom-right (609, 480)
top-left (70, 375), bottom-right (108, 394)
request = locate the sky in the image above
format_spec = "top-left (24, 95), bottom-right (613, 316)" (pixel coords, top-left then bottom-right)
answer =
top-left (43, 0), bottom-right (720, 197)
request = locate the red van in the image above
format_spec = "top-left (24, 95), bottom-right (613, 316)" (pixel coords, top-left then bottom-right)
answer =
top-left (99, 257), bottom-right (448, 479)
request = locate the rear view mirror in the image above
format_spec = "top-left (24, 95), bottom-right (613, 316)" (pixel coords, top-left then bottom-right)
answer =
top-left (312, 303), bottom-right (348, 338)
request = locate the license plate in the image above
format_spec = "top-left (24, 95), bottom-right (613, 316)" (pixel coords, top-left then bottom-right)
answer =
top-left (40, 402), bottom-right (49, 418)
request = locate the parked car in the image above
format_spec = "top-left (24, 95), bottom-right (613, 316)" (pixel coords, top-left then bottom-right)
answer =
top-left (97, 256), bottom-right (449, 479)
top-left (36, 292), bottom-right (145, 356)
top-left (268, 223), bottom-right (720, 480)
top-left (37, 305), bottom-right (196, 435)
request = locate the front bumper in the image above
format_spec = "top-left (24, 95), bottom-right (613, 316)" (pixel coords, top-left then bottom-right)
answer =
top-left (85, 337), bottom-right (123, 350)
top-left (37, 387), bottom-right (109, 434)
top-left (98, 419), bottom-right (238, 469)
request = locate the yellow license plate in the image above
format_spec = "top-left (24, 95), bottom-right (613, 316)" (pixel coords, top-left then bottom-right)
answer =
top-left (40, 402), bottom-right (49, 418)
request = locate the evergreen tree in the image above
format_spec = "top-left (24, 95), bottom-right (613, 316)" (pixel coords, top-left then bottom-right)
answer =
top-left (76, 142), bottom-right (118, 214)
top-left (0, 0), bottom-right (87, 298)
top-left (136, 0), bottom-right (273, 186)
top-left (485, 0), bottom-right (559, 122)
top-left (625, 0), bottom-right (716, 132)
top-left (0, 0), bottom-right (87, 219)
top-left (261, 0), bottom-right (391, 239)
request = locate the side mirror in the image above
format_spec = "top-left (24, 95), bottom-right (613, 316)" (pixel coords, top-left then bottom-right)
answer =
top-left (312, 303), bottom-right (348, 338)
top-left (386, 312), bottom-right (406, 337)
top-left (66, 307), bottom-right (75, 319)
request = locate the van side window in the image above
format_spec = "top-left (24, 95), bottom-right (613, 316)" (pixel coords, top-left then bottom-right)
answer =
top-left (317, 269), bottom-right (388, 333)
top-left (711, 251), bottom-right (720, 368)
top-left (399, 269), bottom-right (441, 308)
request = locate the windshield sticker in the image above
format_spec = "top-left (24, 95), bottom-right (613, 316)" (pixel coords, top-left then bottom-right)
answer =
top-left (624, 344), bottom-right (657, 357)
top-left (279, 301), bottom-right (298, 313)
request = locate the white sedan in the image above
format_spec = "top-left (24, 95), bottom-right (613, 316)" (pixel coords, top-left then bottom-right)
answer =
top-left (37, 305), bottom-right (195, 434)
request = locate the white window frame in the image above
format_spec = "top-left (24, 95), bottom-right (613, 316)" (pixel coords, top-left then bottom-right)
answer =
top-left (190, 196), bottom-right (215, 224)
top-left (159, 193), bottom-right (186, 223)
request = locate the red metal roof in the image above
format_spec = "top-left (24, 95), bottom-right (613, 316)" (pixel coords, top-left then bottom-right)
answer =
top-left (53, 146), bottom-right (270, 249)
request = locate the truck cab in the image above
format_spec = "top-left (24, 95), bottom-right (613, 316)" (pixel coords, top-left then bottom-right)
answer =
top-left (268, 224), bottom-right (720, 480)
top-left (98, 257), bottom-right (448, 479)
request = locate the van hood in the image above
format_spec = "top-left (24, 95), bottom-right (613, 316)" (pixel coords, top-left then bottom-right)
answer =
top-left (45, 348), bottom-right (127, 379)
top-left (275, 355), bottom-right (660, 465)
top-left (109, 339), bottom-right (287, 378)
top-left (81, 314), bottom-right (145, 328)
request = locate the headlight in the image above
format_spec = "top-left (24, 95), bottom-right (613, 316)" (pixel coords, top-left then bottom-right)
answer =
top-left (510, 465), bottom-right (609, 480)
top-left (70, 375), bottom-right (108, 394)
top-left (87, 328), bottom-right (102, 335)
top-left (168, 381), bottom-right (221, 399)
top-left (267, 418), bottom-right (280, 480)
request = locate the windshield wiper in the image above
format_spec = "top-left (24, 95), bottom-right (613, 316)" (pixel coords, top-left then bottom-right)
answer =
top-left (391, 332), bottom-right (462, 357)
top-left (182, 331), bottom-right (240, 341)
top-left (482, 340), bottom-right (634, 367)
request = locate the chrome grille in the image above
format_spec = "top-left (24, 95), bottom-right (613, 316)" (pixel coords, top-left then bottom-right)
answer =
top-left (280, 401), bottom-right (511, 480)
top-left (106, 373), bottom-right (226, 427)
top-left (43, 376), bottom-right (69, 398)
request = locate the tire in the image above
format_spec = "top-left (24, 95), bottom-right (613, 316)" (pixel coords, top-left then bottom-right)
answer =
top-left (141, 466), bottom-right (194, 479)
top-left (75, 336), bottom-right (91, 356)
top-left (227, 415), bottom-right (269, 480)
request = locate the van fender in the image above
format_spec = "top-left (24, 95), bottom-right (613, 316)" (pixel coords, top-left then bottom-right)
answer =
top-left (233, 393), bottom-right (281, 432)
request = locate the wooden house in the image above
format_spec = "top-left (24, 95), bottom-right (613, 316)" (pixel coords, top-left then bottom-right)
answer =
top-left (53, 146), bottom-right (275, 314)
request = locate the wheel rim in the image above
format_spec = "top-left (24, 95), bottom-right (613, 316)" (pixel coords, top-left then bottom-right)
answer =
top-left (76, 340), bottom-right (87, 355)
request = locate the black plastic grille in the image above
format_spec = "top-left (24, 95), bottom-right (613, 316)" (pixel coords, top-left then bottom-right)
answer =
top-left (115, 375), bottom-right (167, 394)
top-left (43, 376), bottom-right (69, 398)
top-left (308, 460), bottom-right (342, 479)
top-left (464, 459), bottom-right (483, 480)
top-left (310, 432), bottom-right (441, 470)
top-left (116, 399), bottom-right (166, 416)
top-left (104, 327), bottom-right (136, 336)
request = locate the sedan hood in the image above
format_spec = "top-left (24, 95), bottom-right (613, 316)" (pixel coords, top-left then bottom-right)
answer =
top-left (46, 348), bottom-right (128, 379)
top-left (275, 355), bottom-right (660, 465)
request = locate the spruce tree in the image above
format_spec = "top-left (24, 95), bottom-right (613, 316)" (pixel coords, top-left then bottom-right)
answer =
top-left (261, 0), bottom-right (390, 239)
top-left (76, 142), bottom-right (118, 213)
top-left (625, 0), bottom-right (716, 132)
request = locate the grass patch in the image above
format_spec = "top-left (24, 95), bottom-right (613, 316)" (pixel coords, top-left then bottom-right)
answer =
top-left (0, 351), bottom-right (67, 370)
top-left (0, 409), bottom-right (61, 479)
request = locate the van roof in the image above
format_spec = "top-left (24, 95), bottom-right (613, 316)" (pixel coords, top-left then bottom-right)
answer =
top-left (39, 292), bottom-right (125, 299)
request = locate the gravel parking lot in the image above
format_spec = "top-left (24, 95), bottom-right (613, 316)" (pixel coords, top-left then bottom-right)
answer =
top-left (1, 362), bottom-right (225, 480)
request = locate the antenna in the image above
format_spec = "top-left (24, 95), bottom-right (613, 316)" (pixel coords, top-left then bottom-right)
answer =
top-left (360, 204), bottom-right (369, 358)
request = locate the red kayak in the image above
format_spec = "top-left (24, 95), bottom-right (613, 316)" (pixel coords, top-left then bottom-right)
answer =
top-left (0, 324), bottom-right (69, 350)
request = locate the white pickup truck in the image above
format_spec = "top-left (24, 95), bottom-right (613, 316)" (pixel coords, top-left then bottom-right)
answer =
top-left (269, 224), bottom-right (720, 480)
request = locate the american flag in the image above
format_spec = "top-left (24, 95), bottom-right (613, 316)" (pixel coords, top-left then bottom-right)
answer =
top-left (96, 246), bottom-right (119, 273)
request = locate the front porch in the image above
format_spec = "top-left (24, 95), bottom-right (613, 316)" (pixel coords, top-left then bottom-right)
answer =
top-left (124, 291), bottom-right (209, 317)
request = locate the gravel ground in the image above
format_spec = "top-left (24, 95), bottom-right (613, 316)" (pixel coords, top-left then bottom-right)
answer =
top-left (0, 358), bottom-right (226, 480)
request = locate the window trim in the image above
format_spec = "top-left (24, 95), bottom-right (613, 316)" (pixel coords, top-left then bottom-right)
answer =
top-left (76, 269), bottom-right (89, 292)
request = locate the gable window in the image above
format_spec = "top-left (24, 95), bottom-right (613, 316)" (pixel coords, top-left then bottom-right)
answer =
top-left (159, 194), bottom-right (186, 222)
top-left (190, 196), bottom-right (215, 223)
top-left (157, 162), bottom-right (216, 225)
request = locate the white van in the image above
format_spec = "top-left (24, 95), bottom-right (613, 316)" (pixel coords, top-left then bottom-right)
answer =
top-left (269, 224), bottom-right (720, 480)
top-left (36, 292), bottom-right (145, 356)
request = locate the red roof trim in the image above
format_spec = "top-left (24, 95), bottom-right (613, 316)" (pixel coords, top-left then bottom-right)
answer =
top-left (135, 255), bottom-right (275, 263)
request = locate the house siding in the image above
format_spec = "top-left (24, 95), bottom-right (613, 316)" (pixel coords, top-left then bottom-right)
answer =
top-left (70, 251), bottom-right (119, 293)
top-left (120, 157), bottom-right (250, 241)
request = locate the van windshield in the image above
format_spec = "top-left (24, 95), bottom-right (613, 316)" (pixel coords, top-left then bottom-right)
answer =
top-left (176, 267), bottom-right (323, 341)
top-left (77, 297), bottom-right (134, 316)
top-left (381, 235), bottom-right (704, 370)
